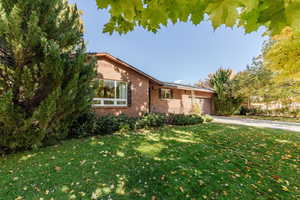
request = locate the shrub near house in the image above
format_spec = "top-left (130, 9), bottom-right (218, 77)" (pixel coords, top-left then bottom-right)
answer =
top-left (71, 111), bottom-right (206, 138)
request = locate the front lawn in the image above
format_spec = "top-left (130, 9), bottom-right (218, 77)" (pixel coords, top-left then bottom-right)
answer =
top-left (1, 123), bottom-right (299, 200)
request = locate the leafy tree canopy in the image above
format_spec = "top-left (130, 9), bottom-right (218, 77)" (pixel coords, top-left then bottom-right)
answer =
top-left (264, 27), bottom-right (300, 81)
top-left (96, 0), bottom-right (300, 35)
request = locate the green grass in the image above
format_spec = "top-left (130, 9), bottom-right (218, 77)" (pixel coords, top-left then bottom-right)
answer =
top-left (234, 115), bottom-right (300, 123)
top-left (1, 123), bottom-right (300, 200)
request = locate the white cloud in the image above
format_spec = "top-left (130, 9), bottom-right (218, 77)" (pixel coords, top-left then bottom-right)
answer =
top-left (174, 80), bottom-right (185, 84)
top-left (174, 80), bottom-right (194, 85)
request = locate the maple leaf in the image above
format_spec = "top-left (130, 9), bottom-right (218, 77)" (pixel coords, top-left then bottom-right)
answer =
top-left (285, 1), bottom-right (300, 32)
top-left (206, 0), bottom-right (239, 29)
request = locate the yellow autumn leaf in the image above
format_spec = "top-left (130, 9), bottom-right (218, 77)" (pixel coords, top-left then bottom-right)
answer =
top-left (282, 186), bottom-right (289, 192)
top-left (179, 186), bottom-right (184, 192)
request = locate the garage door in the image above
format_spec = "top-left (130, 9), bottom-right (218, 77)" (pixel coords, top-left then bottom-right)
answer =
top-left (194, 98), bottom-right (212, 114)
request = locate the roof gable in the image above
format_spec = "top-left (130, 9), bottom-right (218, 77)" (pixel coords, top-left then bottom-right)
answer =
top-left (89, 52), bottom-right (214, 93)
top-left (90, 52), bottom-right (162, 85)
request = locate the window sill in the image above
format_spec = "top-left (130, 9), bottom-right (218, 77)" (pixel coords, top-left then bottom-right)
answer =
top-left (92, 105), bottom-right (129, 109)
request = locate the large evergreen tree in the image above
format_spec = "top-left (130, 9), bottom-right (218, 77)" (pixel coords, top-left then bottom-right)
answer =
top-left (0, 0), bottom-right (95, 151)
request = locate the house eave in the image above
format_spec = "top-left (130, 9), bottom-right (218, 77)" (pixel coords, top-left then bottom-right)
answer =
top-left (162, 82), bottom-right (215, 93)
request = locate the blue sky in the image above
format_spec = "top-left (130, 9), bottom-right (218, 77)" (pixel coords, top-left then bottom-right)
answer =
top-left (70, 0), bottom-right (267, 84)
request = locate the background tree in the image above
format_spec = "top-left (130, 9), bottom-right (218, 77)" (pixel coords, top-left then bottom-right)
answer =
top-left (234, 40), bottom-right (300, 116)
top-left (96, 0), bottom-right (300, 36)
top-left (196, 78), bottom-right (211, 89)
top-left (233, 56), bottom-right (274, 108)
top-left (0, 0), bottom-right (96, 151)
top-left (208, 68), bottom-right (242, 115)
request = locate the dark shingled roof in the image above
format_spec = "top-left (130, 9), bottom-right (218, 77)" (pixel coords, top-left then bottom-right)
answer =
top-left (162, 82), bottom-right (214, 93)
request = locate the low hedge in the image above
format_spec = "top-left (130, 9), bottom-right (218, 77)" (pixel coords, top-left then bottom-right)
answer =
top-left (70, 112), bottom-right (207, 138)
top-left (167, 114), bottom-right (204, 125)
top-left (238, 106), bottom-right (300, 118)
top-left (135, 113), bottom-right (167, 129)
top-left (70, 113), bottom-right (137, 137)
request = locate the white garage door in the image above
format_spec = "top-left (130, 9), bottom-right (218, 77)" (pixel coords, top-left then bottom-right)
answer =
top-left (194, 98), bottom-right (212, 114)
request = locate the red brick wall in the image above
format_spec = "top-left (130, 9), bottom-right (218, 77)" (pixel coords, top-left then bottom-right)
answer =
top-left (150, 84), bottom-right (213, 114)
top-left (93, 57), bottom-right (149, 117)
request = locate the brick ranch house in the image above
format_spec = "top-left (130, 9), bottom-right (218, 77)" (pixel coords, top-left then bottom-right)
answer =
top-left (90, 53), bottom-right (215, 117)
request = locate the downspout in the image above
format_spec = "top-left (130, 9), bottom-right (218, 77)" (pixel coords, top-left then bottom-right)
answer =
top-left (191, 90), bottom-right (195, 113)
top-left (191, 90), bottom-right (195, 103)
top-left (148, 83), bottom-right (151, 113)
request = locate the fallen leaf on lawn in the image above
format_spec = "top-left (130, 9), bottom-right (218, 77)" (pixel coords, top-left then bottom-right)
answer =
top-left (80, 160), bottom-right (87, 165)
top-left (282, 186), bottom-right (289, 192)
top-left (271, 175), bottom-right (280, 180)
top-left (281, 154), bottom-right (292, 160)
top-left (179, 186), bottom-right (184, 192)
top-left (276, 178), bottom-right (284, 183)
top-left (198, 180), bottom-right (205, 186)
top-left (61, 185), bottom-right (70, 193)
top-left (91, 188), bottom-right (102, 200)
top-left (79, 192), bottom-right (86, 197)
top-left (34, 186), bottom-right (41, 192)
top-left (15, 196), bottom-right (23, 200)
top-left (245, 166), bottom-right (251, 171)
top-left (54, 166), bottom-right (61, 172)
top-left (285, 180), bottom-right (290, 185)
top-left (152, 196), bottom-right (156, 200)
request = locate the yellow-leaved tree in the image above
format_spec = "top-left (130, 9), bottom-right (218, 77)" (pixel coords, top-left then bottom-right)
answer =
top-left (264, 27), bottom-right (300, 81)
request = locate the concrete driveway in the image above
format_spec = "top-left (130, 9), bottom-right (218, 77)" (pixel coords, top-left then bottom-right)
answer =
top-left (213, 116), bottom-right (300, 132)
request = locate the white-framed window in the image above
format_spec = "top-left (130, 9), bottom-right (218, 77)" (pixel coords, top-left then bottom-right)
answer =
top-left (93, 79), bottom-right (128, 107)
top-left (160, 88), bottom-right (173, 99)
